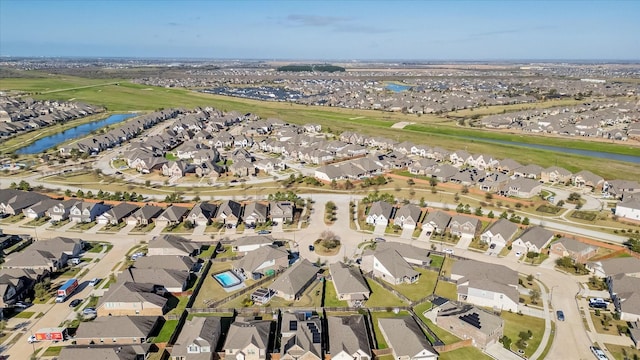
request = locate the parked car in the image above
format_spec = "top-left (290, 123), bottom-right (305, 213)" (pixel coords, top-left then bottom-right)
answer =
top-left (489, 243), bottom-right (497, 249)
top-left (590, 346), bottom-right (608, 360)
top-left (374, 237), bottom-right (386, 242)
top-left (88, 278), bottom-right (100, 286)
top-left (257, 230), bottom-right (271, 235)
top-left (589, 298), bottom-right (609, 309)
top-left (515, 251), bottom-right (522, 257)
top-left (27, 335), bottom-right (37, 343)
top-left (82, 307), bottom-right (97, 315)
top-left (14, 301), bottom-right (32, 309)
top-left (443, 248), bottom-right (454, 255)
top-left (308, 245), bottom-right (315, 251)
top-left (69, 299), bottom-right (82, 308)
top-left (556, 310), bottom-right (565, 321)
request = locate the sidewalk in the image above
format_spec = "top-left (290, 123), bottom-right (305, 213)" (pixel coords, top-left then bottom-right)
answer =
top-left (530, 279), bottom-right (551, 360)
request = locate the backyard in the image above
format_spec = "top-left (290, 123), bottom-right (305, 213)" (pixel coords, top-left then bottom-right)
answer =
top-left (502, 311), bottom-right (546, 358)
top-left (365, 279), bottom-right (407, 308)
top-left (388, 268), bottom-right (439, 302)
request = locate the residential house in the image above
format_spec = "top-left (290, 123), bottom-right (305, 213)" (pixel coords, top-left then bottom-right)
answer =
top-left (588, 257), bottom-right (640, 278)
top-left (97, 281), bottom-right (168, 317)
top-left (451, 260), bottom-right (519, 312)
top-left (393, 204), bottom-right (422, 230)
top-left (2, 236), bottom-right (83, 272)
top-left (270, 201), bottom-right (294, 224)
top-left (148, 234), bottom-right (201, 257)
top-left (326, 315), bottom-right (372, 360)
top-left (22, 198), bottom-right (58, 219)
top-left (126, 205), bottom-right (164, 226)
top-left (422, 211), bottom-right (452, 236)
top-left (96, 203), bottom-right (139, 225)
top-left (328, 262), bottom-right (370, 306)
top-left (134, 255), bottom-right (197, 273)
top-left (119, 267), bottom-right (191, 293)
top-left (479, 172), bottom-right (511, 192)
top-left (244, 202), bottom-right (269, 226)
top-left (280, 312), bottom-right (323, 360)
top-left (233, 245), bottom-right (289, 280)
top-left (0, 189), bottom-right (48, 216)
top-left (186, 202), bottom-right (218, 226)
top-left (549, 237), bottom-right (597, 263)
top-left (608, 274), bottom-right (640, 322)
top-left (374, 242), bottom-right (432, 266)
top-left (270, 259), bottom-right (319, 301)
top-left (498, 177), bottom-right (542, 198)
top-left (361, 247), bottom-right (419, 285)
top-left (424, 164), bottom-right (458, 183)
top-left (365, 201), bottom-right (394, 226)
top-left (513, 164), bottom-right (544, 179)
top-left (604, 180), bottom-right (640, 200)
top-left (572, 170), bottom-right (604, 190)
top-left (229, 159), bottom-right (256, 177)
top-left (449, 215), bottom-right (481, 239)
top-left (58, 345), bottom-right (151, 360)
top-left (511, 226), bottom-right (554, 253)
top-left (223, 318), bottom-right (272, 360)
top-left (0, 269), bottom-right (36, 313)
top-left (435, 302), bottom-right (504, 350)
top-left (377, 317), bottom-right (438, 360)
top-left (480, 219), bottom-right (519, 247)
top-left (162, 160), bottom-right (194, 178)
top-left (496, 158), bottom-right (522, 174)
top-left (215, 200), bottom-right (243, 228)
top-left (541, 166), bottom-right (572, 184)
top-left (48, 199), bottom-right (80, 222)
top-left (171, 316), bottom-right (222, 360)
top-left (74, 316), bottom-right (162, 345)
top-left (615, 197), bottom-right (640, 221)
top-left (234, 235), bottom-right (274, 254)
top-left (155, 205), bottom-right (190, 228)
top-left (69, 201), bottom-right (111, 223)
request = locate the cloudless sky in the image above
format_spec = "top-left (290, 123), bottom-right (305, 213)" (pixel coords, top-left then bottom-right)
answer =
top-left (1, 0), bottom-right (638, 60)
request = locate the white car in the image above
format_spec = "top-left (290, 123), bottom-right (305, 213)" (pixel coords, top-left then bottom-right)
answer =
top-left (88, 278), bottom-right (99, 286)
top-left (28, 335), bottom-right (37, 343)
top-left (515, 251), bottom-right (522, 257)
top-left (443, 248), bottom-right (454, 255)
top-left (590, 346), bottom-right (608, 360)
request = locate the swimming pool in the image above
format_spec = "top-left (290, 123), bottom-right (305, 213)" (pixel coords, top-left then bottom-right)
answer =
top-left (213, 271), bottom-right (242, 288)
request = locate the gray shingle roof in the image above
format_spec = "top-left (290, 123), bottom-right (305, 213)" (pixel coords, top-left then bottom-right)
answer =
top-left (223, 319), bottom-right (272, 350)
top-left (329, 262), bottom-right (370, 296)
top-left (378, 317), bottom-right (436, 358)
top-left (327, 315), bottom-right (372, 358)
top-left (270, 259), bottom-right (318, 297)
top-left (75, 316), bottom-right (160, 339)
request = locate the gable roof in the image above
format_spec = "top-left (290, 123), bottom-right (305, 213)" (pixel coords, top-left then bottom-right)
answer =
top-left (377, 317), bottom-right (436, 358)
top-left (424, 211), bottom-right (452, 229)
top-left (395, 204), bottom-right (422, 221)
top-left (157, 205), bottom-right (190, 221)
top-left (368, 201), bottom-right (394, 218)
top-left (553, 237), bottom-right (595, 254)
top-left (234, 245), bottom-right (289, 274)
top-left (516, 226), bottom-right (554, 249)
top-left (374, 248), bottom-right (419, 280)
top-left (188, 202), bottom-right (218, 220)
top-left (234, 235), bottom-right (274, 248)
top-left (327, 315), bottom-right (372, 358)
top-left (75, 316), bottom-right (160, 339)
top-left (329, 262), bottom-right (370, 295)
top-left (149, 234), bottom-right (200, 255)
top-left (98, 281), bottom-right (167, 309)
top-left (223, 319), bottom-right (272, 350)
top-left (270, 259), bottom-right (318, 297)
top-left (172, 316), bottom-right (222, 358)
top-left (483, 218), bottom-right (519, 240)
top-left (132, 255), bottom-right (195, 272)
top-left (102, 202), bottom-right (139, 220)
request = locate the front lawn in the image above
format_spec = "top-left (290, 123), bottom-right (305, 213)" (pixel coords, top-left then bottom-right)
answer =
top-left (41, 346), bottom-right (63, 357)
top-left (429, 254), bottom-right (444, 270)
top-left (365, 279), bottom-right (407, 308)
top-left (502, 311), bottom-right (546, 358)
top-left (163, 222), bottom-right (194, 234)
top-left (70, 221), bottom-right (98, 231)
top-left (24, 216), bottom-right (51, 227)
top-left (49, 219), bottom-right (70, 228)
top-left (389, 268), bottom-right (438, 302)
top-left (13, 311), bottom-right (35, 319)
top-left (590, 310), bottom-right (629, 336)
top-left (439, 346), bottom-right (493, 360)
top-left (605, 343), bottom-right (640, 360)
top-left (1, 213), bottom-right (25, 223)
top-left (87, 242), bottom-right (113, 253)
top-left (100, 221), bottom-right (127, 232)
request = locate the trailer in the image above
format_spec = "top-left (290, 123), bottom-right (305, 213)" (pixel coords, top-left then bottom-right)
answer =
top-left (34, 327), bottom-right (67, 341)
top-left (56, 278), bottom-right (79, 302)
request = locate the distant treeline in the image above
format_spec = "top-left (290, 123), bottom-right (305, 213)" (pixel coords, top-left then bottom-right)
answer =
top-left (276, 64), bottom-right (345, 73)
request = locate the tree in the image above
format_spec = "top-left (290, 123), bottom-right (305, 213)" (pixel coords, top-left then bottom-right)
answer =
top-left (624, 238), bottom-right (640, 253)
top-left (556, 256), bottom-right (574, 268)
top-left (344, 180), bottom-right (354, 190)
top-left (526, 251), bottom-right (539, 263)
top-left (475, 207), bottom-right (483, 216)
top-left (76, 189), bottom-right (84, 198)
top-left (330, 179), bottom-right (337, 189)
top-left (0, 319), bottom-right (6, 335)
top-left (145, 180), bottom-right (151, 187)
top-left (65, 189), bottom-right (72, 197)
top-left (485, 192), bottom-right (493, 200)
top-left (526, 274), bottom-right (534, 282)
top-left (454, 193), bottom-right (460, 203)
top-left (183, 220), bottom-right (195, 229)
top-left (500, 211), bottom-right (508, 219)
top-left (461, 185), bottom-right (469, 194)
top-left (522, 217), bottom-right (530, 225)
top-left (420, 197), bottom-right (426, 207)
top-left (18, 180), bottom-right (31, 191)
top-left (529, 289), bottom-right (541, 304)
top-left (500, 335), bottom-right (512, 350)
top-left (487, 211), bottom-right (495, 219)
top-left (429, 178), bottom-right (438, 187)
top-left (407, 179), bottom-right (415, 186)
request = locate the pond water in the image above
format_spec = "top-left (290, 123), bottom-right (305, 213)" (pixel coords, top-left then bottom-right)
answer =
top-left (16, 113), bottom-right (136, 154)
top-left (385, 83), bottom-right (411, 92)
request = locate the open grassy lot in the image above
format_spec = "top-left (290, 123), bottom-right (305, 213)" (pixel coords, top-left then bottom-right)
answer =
top-left (3, 75), bottom-right (637, 179)
top-left (153, 320), bottom-right (178, 343)
top-left (434, 281), bottom-right (457, 300)
top-left (388, 268), bottom-right (438, 302)
top-left (365, 279), bottom-right (407, 308)
top-left (502, 311), bottom-right (546, 358)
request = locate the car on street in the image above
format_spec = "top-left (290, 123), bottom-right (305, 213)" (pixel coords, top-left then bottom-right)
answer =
top-left (590, 346), bottom-right (609, 360)
top-left (89, 278), bottom-right (100, 286)
top-left (374, 237), bottom-right (386, 242)
top-left (257, 230), bottom-right (271, 235)
top-left (69, 298), bottom-right (82, 308)
top-left (27, 335), bottom-right (37, 343)
top-left (515, 251), bottom-right (522, 257)
top-left (489, 243), bottom-right (496, 249)
top-left (308, 245), bottom-right (315, 251)
top-left (556, 310), bottom-right (565, 321)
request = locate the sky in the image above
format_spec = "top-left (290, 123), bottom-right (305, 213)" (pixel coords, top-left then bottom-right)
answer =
top-left (1, 0), bottom-right (639, 60)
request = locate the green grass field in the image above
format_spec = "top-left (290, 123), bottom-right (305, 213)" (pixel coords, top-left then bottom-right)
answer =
top-left (502, 311), bottom-right (546, 358)
top-left (1, 75), bottom-right (638, 180)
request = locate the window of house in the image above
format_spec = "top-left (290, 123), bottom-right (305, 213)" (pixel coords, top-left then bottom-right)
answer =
top-left (100, 338), bottom-right (104, 343)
